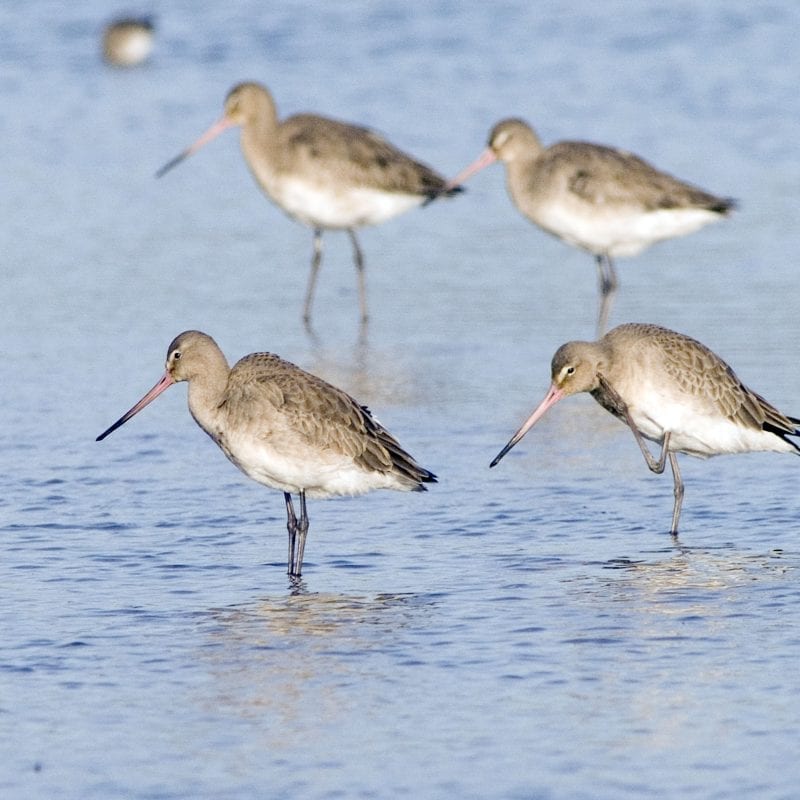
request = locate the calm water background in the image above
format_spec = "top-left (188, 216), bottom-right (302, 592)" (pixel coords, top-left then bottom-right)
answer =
top-left (2, 1), bottom-right (800, 798)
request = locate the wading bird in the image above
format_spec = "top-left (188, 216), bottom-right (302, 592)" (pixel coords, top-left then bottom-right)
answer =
top-left (448, 119), bottom-right (733, 334)
top-left (97, 331), bottom-right (436, 576)
top-left (490, 323), bottom-right (798, 534)
top-left (157, 82), bottom-right (462, 326)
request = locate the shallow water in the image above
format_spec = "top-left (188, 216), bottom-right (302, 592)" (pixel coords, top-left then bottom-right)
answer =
top-left (2, 1), bottom-right (800, 798)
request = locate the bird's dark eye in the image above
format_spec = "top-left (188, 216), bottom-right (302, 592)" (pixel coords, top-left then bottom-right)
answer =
top-left (566, 366), bottom-right (575, 375)
top-left (173, 351), bottom-right (182, 361)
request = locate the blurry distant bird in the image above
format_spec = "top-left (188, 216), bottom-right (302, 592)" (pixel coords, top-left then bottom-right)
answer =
top-left (102, 17), bottom-right (155, 67)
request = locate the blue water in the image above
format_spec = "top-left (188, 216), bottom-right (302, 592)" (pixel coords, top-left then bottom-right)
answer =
top-left (2, 2), bottom-right (800, 798)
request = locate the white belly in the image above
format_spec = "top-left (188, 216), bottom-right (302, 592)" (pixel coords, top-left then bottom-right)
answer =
top-left (122, 32), bottom-right (152, 64)
top-left (628, 386), bottom-right (796, 458)
top-left (218, 428), bottom-right (410, 498)
top-left (271, 177), bottom-right (424, 230)
top-left (106, 29), bottom-right (154, 66)
top-left (536, 204), bottom-right (722, 258)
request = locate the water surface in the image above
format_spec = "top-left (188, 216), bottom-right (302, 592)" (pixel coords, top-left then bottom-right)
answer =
top-left (2, 2), bottom-right (800, 798)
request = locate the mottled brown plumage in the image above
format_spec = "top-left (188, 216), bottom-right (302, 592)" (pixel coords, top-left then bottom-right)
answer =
top-left (97, 331), bottom-right (436, 576)
top-left (156, 82), bottom-right (462, 324)
top-left (543, 142), bottom-right (729, 213)
top-left (491, 323), bottom-right (799, 535)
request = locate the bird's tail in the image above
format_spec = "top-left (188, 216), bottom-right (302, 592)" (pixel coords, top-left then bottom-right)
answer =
top-left (412, 468), bottom-right (438, 491)
top-left (765, 414), bottom-right (800, 453)
top-left (712, 197), bottom-right (737, 215)
top-left (422, 184), bottom-right (465, 206)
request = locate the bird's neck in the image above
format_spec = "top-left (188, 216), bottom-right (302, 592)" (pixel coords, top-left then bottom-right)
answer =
top-left (185, 354), bottom-right (230, 436)
top-left (505, 153), bottom-right (543, 199)
top-left (240, 100), bottom-right (281, 177)
top-left (592, 372), bottom-right (628, 422)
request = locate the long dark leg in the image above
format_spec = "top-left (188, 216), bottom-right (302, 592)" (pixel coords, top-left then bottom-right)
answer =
top-left (598, 375), bottom-right (669, 472)
top-left (347, 228), bottom-right (368, 323)
top-left (627, 427), bottom-right (683, 535)
top-left (596, 253), bottom-right (618, 296)
top-left (303, 228), bottom-right (324, 325)
top-left (668, 452), bottom-right (683, 535)
top-left (284, 492), bottom-right (298, 575)
top-left (291, 490), bottom-right (310, 577)
top-left (595, 253), bottom-right (618, 336)
top-left (597, 375), bottom-right (680, 532)
top-left (631, 429), bottom-right (671, 475)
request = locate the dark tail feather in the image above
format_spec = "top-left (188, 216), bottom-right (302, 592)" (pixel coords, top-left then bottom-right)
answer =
top-left (713, 197), bottom-right (737, 215)
top-left (423, 184), bottom-right (465, 206)
top-left (413, 469), bottom-right (438, 491)
top-left (787, 415), bottom-right (800, 453)
top-left (765, 415), bottom-right (800, 453)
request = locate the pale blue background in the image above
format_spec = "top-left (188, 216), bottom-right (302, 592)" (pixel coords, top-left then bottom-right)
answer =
top-left (2, 2), bottom-right (799, 798)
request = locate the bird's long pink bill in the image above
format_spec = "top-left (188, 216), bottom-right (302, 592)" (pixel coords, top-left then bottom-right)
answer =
top-left (155, 115), bottom-right (237, 178)
top-left (490, 384), bottom-right (564, 467)
top-left (444, 147), bottom-right (498, 192)
top-left (96, 372), bottom-right (175, 441)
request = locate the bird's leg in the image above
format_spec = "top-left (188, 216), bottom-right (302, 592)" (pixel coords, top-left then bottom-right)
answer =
top-left (291, 490), bottom-right (310, 577)
top-left (596, 253), bottom-right (619, 296)
top-left (597, 374), bottom-right (681, 532)
top-left (668, 452), bottom-right (684, 536)
top-left (348, 228), bottom-right (369, 324)
top-left (630, 428), bottom-right (671, 475)
top-left (595, 254), bottom-right (618, 336)
top-left (625, 423), bottom-right (684, 534)
top-left (303, 228), bottom-right (324, 325)
top-left (284, 492), bottom-right (298, 575)
top-left (597, 374), bottom-right (670, 472)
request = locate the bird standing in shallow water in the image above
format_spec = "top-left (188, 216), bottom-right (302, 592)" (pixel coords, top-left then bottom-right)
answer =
top-left (156, 82), bottom-right (462, 327)
top-left (490, 323), bottom-right (799, 535)
top-left (96, 331), bottom-right (436, 577)
top-left (448, 119), bottom-right (734, 334)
